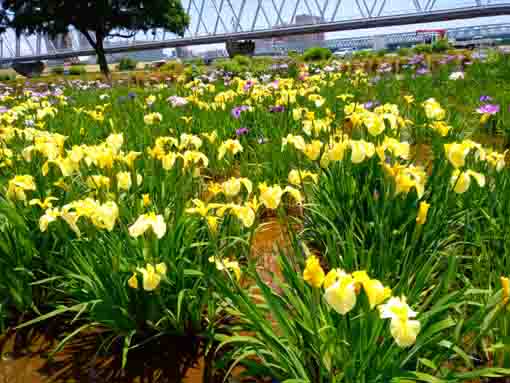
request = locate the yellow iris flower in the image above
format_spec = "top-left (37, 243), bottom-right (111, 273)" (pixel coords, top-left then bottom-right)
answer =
top-left (128, 213), bottom-right (167, 239)
top-left (218, 139), bottom-right (243, 160)
top-left (29, 196), bottom-right (58, 209)
top-left (288, 169), bottom-right (319, 185)
top-left (7, 175), bottom-right (36, 201)
top-left (350, 140), bottom-right (375, 164)
top-left (444, 143), bottom-right (471, 168)
top-left (416, 201), bottom-right (430, 225)
top-left (132, 263), bottom-right (167, 291)
top-left (501, 276), bottom-right (509, 306)
top-left (379, 296), bottom-right (421, 347)
top-left (422, 98), bottom-right (446, 120)
top-left (450, 169), bottom-right (486, 194)
top-left (324, 270), bottom-right (357, 315)
top-left (222, 177), bottom-right (253, 197)
top-left (144, 112), bottom-right (163, 125)
top-left (303, 255), bottom-right (325, 288)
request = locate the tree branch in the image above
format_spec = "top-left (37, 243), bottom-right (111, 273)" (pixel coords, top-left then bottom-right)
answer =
top-left (108, 32), bottom-right (137, 39)
top-left (78, 28), bottom-right (97, 50)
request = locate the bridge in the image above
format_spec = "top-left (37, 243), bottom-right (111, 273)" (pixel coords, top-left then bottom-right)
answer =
top-left (0, 0), bottom-right (509, 63)
top-left (269, 22), bottom-right (510, 53)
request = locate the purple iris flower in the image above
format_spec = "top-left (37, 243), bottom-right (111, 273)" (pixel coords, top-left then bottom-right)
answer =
top-left (270, 80), bottom-right (280, 89)
top-left (231, 107), bottom-right (242, 119)
top-left (0, 106), bottom-right (9, 113)
top-left (236, 127), bottom-right (249, 136)
top-left (377, 63), bottom-right (392, 73)
top-left (128, 92), bottom-right (137, 99)
top-left (243, 80), bottom-right (254, 92)
top-left (416, 67), bottom-right (429, 75)
top-left (269, 105), bottom-right (285, 113)
top-left (476, 104), bottom-right (500, 115)
top-left (409, 54), bottom-right (424, 65)
top-left (231, 105), bottom-right (249, 119)
top-left (479, 95), bottom-right (492, 102)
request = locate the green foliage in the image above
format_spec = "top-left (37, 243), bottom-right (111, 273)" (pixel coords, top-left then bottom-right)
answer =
top-left (214, 246), bottom-right (510, 383)
top-left (0, 198), bottom-right (37, 331)
top-left (431, 38), bottom-right (451, 53)
top-left (288, 50), bottom-right (301, 59)
top-left (233, 55), bottom-right (252, 67)
top-left (69, 65), bottom-right (86, 76)
top-left (0, 73), bottom-right (15, 81)
top-left (51, 66), bottom-right (64, 75)
top-left (158, 60), bottom-right (186, 75)
top-left (397, 47), bottom-right (412, 57)
top-left (1, 49), bottom-right (510, 381)
top-left (118, 57), bottom-right (138, 71)
top-left (303, 47), bottom-right (332, 62)
top-left (376, 48), bottom-right (389, 57)
top-left (214, 59), bottom-right (243, 74)
top-left (414, 43), bottom-right (433, 54)
top-left (187, 57), bottom-right (205, 67)
top-left (352, 49), bottom-right (373, 58)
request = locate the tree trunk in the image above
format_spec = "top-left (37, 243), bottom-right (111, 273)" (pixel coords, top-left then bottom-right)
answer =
top-left (78, 29), bottom-right (110, 79)
top-left (95, 33), bottom-right (110, 79)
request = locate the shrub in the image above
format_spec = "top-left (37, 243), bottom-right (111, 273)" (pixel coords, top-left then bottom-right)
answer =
top-left (397, 47), bottom-right (411, 57)
top-left (51, 66), bottom-right (65, 75)
top-left (214, 59), bottom-right (243, 74)
top-left (352, 50), bottom-right (373, 59)
top-left (376, 48), bottom-right (388, 57)
top-left (233, 55), bottom-right (252, 67)
top-left (187, 57), bottom-right (205, 67)
top-left (159, 60), bottom-right (185, 75)
top-left (303, 47), bottom-right (332, 62)
top-left (69, 65), bottom-right (86, 76)
top-left (431, 38), bottom-right (451, 53)
top-left (413, 43), bottom-right (432, 54)
top-left (0, 73), bottom-right (15, 81)
top-left (118, 57), bottom-right (138, 71)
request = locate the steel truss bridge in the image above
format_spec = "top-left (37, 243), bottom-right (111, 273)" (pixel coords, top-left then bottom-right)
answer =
top-left (0, 0), bottom-right (509, 63)
top-left (271, 22), bottom-right (510, 52)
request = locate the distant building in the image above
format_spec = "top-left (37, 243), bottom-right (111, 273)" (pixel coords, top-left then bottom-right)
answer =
top-left (176, 47), bottom-right (193, 59)
top-left (255, 14), bottom-right (325, 54)
top-left (292, 15), bottom-right (325, 42)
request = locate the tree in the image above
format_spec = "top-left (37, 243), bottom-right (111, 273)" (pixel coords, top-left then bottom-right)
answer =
top-left (0, 1), bottom-right (190, 77)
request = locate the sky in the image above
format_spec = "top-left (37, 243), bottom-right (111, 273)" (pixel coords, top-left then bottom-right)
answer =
top-left (178, 0), bottom-right (510, 52)
top-left (3, 0), bottom-right (510, 56)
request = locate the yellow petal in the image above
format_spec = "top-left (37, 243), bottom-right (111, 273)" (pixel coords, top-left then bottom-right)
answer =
top-left (452, 171), bottom-right (471, 194)
top-left (390, 318), bottom-right (421, 347)
top-left (323, 269), bottom-right (339, 289)
top-left (303, 255), bottom-right (325, 288)
top-left (128, 273), bottom-right (139, 289)
top-left (155, 262), bottom-right (167, 275)
top-left (501, 276), bottom-right (509, 305)
top-left (324, 280), bottom-right (357, 315)
top-left (416, 201), bottom-right (430, 225)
